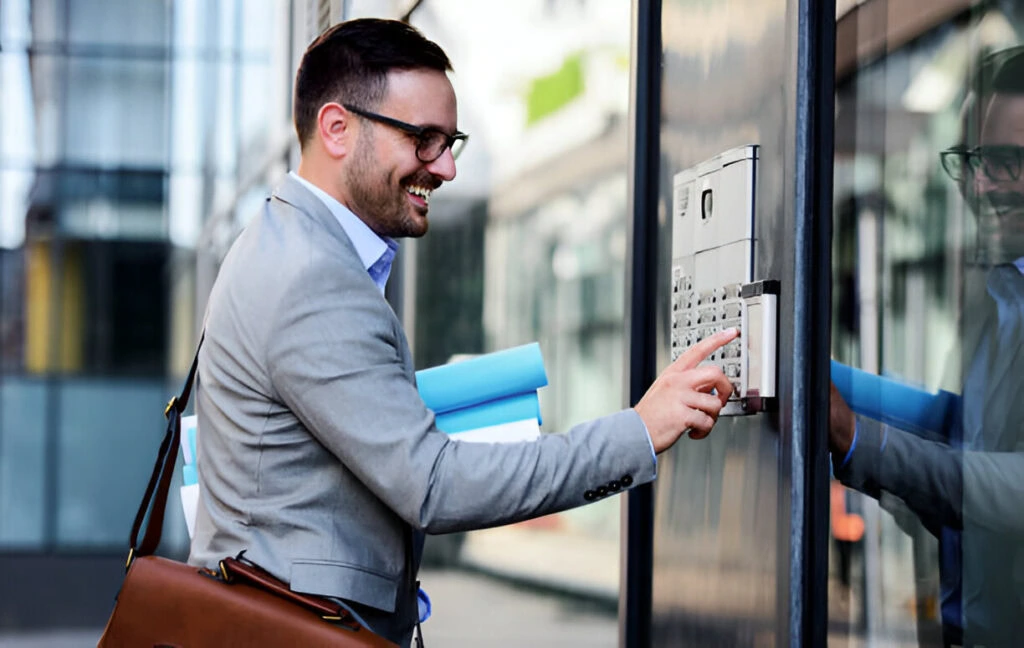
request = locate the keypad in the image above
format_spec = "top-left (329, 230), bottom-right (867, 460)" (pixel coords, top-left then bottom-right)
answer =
top-left (671, 265), bottom-right (743, 398)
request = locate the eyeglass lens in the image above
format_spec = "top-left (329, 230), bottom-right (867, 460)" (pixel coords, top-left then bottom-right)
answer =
top-left (417, 132), bottom-right (466, 163)
top-left (942, 146), bottom-right (1024, 182)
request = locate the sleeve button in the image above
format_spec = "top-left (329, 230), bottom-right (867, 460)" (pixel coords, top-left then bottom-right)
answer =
top-left (596, 486), bottom-right (609, 497)
top-left (621, 475), bottom-right (633, 487)
top-left (608, 480), bottom-right (621, 491)
top-left (584, 490), bottom-right (597, 501)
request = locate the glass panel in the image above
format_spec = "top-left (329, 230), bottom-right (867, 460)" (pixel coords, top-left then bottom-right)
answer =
top-left (67, 0), bottom-right (169, 49)
top-left (0, 0), bottom-right (215, 558)
top-left (64, 57), bottom-right (168, 168)
top-left (830, 3), bottom-right (1024, 645)
top-left (407, 1), bottom-right (633, 635)
top-left (652, 0), bottom-right (790, 642)
top-left (0, 378), bottom-right (47, 547)
top-left (54, 378), bottom-right (181, 548)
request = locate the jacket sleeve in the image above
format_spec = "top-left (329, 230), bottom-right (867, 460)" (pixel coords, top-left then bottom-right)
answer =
top-left (836, 414), bottom-right (1024, 537)
top-left (265, 257), bottom-right (656, 534)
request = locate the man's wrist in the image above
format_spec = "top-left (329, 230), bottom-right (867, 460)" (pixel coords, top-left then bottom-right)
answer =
top-left (837, 420), bottom-right (859, 469)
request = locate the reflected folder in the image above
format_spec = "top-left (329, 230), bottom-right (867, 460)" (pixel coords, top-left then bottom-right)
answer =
top-left (830, 359), bottom-right (959, 438)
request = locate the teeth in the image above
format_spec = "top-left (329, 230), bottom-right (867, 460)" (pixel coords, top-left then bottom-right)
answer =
top-left (407, 185), bottom-right (432, 204)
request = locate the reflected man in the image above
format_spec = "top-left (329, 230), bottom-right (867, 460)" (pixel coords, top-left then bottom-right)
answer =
top-left (830, 46), bottom-right (1024, 647)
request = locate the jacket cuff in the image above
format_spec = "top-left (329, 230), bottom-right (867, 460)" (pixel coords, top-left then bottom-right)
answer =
top-left (834, 414), bottom-right (884, 498)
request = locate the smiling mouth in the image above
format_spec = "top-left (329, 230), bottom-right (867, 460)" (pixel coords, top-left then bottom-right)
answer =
top-left (406, 185), bottom-right (432, 208)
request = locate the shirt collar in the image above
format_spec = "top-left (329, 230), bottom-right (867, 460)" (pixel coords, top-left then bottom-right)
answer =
top-left (289, 172), bottom-right (398, 293)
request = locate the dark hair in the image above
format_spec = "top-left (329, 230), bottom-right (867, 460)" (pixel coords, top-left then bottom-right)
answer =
top-left (293, 18), bottom-right (453, 148)
top-left (958, 45), bottom-right (1024, 146)
top-left (988, 45), bottom-right (1024, 94)
top-left (966, 45), bottom-right (1024, 97)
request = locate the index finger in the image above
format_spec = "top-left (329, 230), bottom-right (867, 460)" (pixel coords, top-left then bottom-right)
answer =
top-left (672, 327), bottom-right (740, 371)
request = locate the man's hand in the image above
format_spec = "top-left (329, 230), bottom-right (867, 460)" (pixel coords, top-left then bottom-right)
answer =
top-left (829, 382), bottom-right (855, 456)
top-left (635, 328), bottom-right (739, 454)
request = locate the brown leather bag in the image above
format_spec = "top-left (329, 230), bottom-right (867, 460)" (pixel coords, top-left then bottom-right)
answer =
top-left (98, 341), bottom-right (396, 647)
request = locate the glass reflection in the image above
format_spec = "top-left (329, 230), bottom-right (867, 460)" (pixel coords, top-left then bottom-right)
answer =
top-left (830, 3), bottom-right (1024, 646)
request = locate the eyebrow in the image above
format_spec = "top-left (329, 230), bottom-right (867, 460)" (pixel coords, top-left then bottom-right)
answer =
top-left (418, 121), bottom-right (461, 135)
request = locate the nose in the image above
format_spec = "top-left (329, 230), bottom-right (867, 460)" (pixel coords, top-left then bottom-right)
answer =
top-left (425, 147), bottom-right (457, 182)
top-left (973, 169), bottom-right (999, 197)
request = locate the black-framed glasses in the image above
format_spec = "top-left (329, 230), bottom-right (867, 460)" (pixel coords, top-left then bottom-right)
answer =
top-left (344, 104), bottom-right (468, 163)
top-left (940, 144), bottom-right (1024, 183)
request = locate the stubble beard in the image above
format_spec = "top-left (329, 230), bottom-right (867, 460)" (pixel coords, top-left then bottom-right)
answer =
top-left (977, 192), bottom-right (1024, 263)
top-left (346, 136), bottom-right (428, 239)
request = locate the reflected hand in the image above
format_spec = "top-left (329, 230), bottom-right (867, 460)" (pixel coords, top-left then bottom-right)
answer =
top-left (829, 381), bottom-right (855, 456)
top-left (635, 328), bottom-right (739, 454)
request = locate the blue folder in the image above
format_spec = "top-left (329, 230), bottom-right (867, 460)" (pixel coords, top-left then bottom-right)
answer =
top-left (830, 359), bottom-right (960, 438)
top-left (415, 343), bottom-right (548, 415)
top-left (182, 417), bottom-right (198, 485)
top-left (434, 391), bottom-right (541, 434)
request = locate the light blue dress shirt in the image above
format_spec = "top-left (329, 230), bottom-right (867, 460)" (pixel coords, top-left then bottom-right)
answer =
top-left (289, 172), bottom-right (398, 295)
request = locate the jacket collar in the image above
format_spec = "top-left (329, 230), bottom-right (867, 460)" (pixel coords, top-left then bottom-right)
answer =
top-left (270, 173), bottom-right (360, 261)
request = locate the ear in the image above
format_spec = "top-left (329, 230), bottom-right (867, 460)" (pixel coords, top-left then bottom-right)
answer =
top-left (316, 103), bottom-right (352, 159)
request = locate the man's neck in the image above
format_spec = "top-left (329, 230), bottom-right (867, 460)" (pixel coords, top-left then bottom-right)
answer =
top-left (295, 160), bottom-right (349, 210)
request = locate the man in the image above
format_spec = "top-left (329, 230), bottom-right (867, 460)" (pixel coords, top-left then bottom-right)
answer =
top-left (830, 46), bottom-right (1024, 647)
top-left (188, 18), bottom-right (737, 647)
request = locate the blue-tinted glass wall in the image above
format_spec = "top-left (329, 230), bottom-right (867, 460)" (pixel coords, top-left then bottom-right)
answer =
top-left (0, 0), bottom-right (179, 555)
top-left (0, 0), bottom-right (294, 559)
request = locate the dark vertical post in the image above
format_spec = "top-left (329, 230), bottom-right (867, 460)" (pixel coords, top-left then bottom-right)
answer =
top-left (791, 0), bottom-right (835, 645)
top-left (621, 1), bottom-right (661, 647)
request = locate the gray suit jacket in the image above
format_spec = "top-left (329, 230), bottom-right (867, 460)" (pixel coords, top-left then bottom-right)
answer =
top-left (188, 174), bottom-right (655, 646)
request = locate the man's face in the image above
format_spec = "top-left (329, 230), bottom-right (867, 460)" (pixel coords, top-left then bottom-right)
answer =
top-left (343, 68), bottom-right (458, 238)
top-left (973, 93), bottom-right (1024, 262)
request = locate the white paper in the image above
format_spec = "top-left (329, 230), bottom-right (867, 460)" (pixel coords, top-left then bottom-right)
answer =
top-left (180, 415), bottom-right (198, 465)
top-left (181, 483), bottom-right (199, 539)
top-left (449, 418), bottom-right (541, 444)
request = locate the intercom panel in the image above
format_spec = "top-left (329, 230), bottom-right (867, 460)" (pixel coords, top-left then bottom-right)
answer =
top-left (670, 145), bottom-right (777, 415)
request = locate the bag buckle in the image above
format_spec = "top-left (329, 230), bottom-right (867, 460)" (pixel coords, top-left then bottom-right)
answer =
top-left (164, 397), bottom-right (178, 418)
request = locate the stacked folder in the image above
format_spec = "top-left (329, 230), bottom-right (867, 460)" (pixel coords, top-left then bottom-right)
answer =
top-left (415, 342), bottom-right (547, 443)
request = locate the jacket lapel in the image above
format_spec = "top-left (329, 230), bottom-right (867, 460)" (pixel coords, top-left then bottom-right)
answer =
top-left (271, 174), bottom-right (416, 383)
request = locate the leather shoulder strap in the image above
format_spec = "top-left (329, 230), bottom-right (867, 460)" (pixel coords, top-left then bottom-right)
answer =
top-left (127, 334), bottom-right (204, 568)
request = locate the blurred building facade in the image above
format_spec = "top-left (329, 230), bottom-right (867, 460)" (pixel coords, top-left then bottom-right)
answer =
top-left (0, 0), bottom-right (313, 627)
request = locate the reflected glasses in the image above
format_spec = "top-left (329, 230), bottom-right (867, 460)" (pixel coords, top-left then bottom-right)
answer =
top-left (344, 104), bottom-right (468, 163)
top-left (940, 145), bottom-right (1024, 183)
